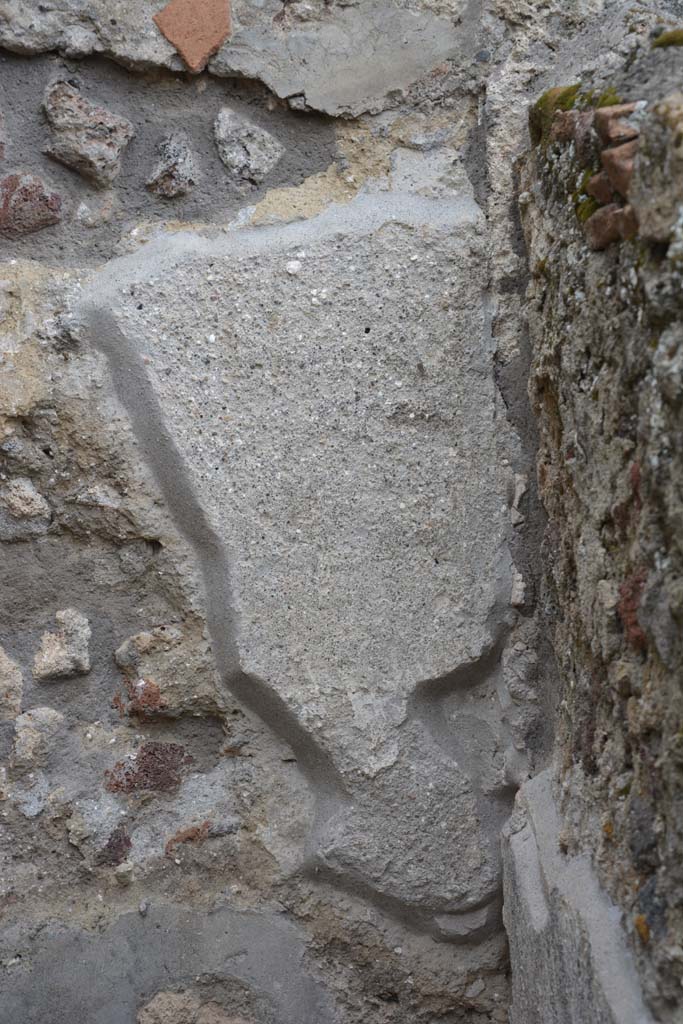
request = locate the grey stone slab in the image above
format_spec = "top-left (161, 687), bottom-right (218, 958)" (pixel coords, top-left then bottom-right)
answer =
top-left (72, 190), bottom-right (520, 931)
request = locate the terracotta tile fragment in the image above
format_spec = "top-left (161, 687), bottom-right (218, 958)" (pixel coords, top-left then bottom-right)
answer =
top-left (153, 0), bottom-right (232, 74)
top-left (594, 103), bottom-right (639, 146)
top-left (601, 138), bottom-right (639, 198)
top-left (586, 170), bottom-right (614, 205)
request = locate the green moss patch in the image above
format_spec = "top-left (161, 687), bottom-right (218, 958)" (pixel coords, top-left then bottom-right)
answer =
top-left (576, 196), bottom-right (600, 224)
top-left (529, 84), bottom-right (581, 147)
top-left (652, 28), bottom-right (683, 48)
top-left (596, 86), bottom-right (623, 108)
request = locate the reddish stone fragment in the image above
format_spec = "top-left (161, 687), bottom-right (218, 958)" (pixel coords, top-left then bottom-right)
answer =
top-left (594, 103), bottom-right (639, 146)
top-left (583, 203), bottom-right (622, 250)
top-left (601, 138), bottom-right (639, 199)
top-left (617, 568), bottom-right (648, 652)
top-left (96, 824), bottom-right (132, 866)
top-left (121, 676), bottom-right (165, 718)
top-left (164, 819), bottom-right (212, 856)
top-left (0, 173), bottom-right (62, 238)
top-left (105, 741), bottom-right (192, 793)
top-left (154, 0), bottom-right (232, 74)
top-left (586, 170), bottom-right (614, 205)
top-left (43, 80), bottom-right (134, 189)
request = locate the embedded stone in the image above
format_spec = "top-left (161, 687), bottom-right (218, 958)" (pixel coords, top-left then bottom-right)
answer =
top-left (11, 706), bottom-right (65, 772)
top-left (105, 741), bottom-right (192, 794)
top-left (153, 0), bottom-right (232, 74)
top-left (0, 477), bottom-right (51, 539)
top-left (600, 138), bottom-right (639, 199)
top-left (33, 608), bottom-right (92, 680)
top-left (43, 79), bottom-right (135, 188)
top-left (114, 625), bottom-right (221, 717)
top-left (0, 172), bottom-right (62, 237)
top-left (146, 132), bottom-right (198, 198)
top-left (138, 991), bottom-right (247, 1024)
top-left (213, 108), bottom-right (284, 186)
top-left (0, 645), bottom-right (22, 721)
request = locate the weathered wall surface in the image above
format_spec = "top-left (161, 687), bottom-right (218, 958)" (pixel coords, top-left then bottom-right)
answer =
top-left (0, 2), bottom-right (681, 1023)
top-left (504, 27), bottom-right (683, 1024)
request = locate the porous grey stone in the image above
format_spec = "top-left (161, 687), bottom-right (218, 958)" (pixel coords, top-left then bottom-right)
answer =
top-left (502, 770), bottom-right (657, 1024)
top-left (11, 706), bottom-right (65, 772)
top-left (43, 79), bottom-right (135, 188)
top-left (146, 131), bottom-right (198, 198)
top-left (0, 476), bottom-right (51, 539)
top-left (33, 608), bottom-right (91, 680)
top-left (213, 108), bottom-right (284, 186)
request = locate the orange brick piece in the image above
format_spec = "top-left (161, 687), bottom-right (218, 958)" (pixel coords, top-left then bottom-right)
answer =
top-left (154, 0), bottom-right (232, 74)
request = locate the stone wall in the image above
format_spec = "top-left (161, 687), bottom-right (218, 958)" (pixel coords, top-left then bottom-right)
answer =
top-left (504, 28), bottom-right (683, 1024)
top-left (0, 2), bottom-right (681, 1023)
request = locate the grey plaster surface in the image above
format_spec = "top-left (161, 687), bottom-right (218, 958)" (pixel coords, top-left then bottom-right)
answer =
top-left (0, 51), bottom-right (335, 262)
top-left (1, 902), bottom-right (341, 1023)
top-left (502, 770), bottom-right (657, 1024)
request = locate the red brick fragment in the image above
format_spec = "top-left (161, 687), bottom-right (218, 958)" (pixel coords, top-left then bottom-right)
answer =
top-left (594, 103), bottom-right (639, 146)
top-left (601, 138), bottom-right (639, 198)
top-left (586, 170), bottom-right (615, 205)
top-left (154, 0), bottom-right (232, 74)
top-left (0, 173), bottom-right (62, 238)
